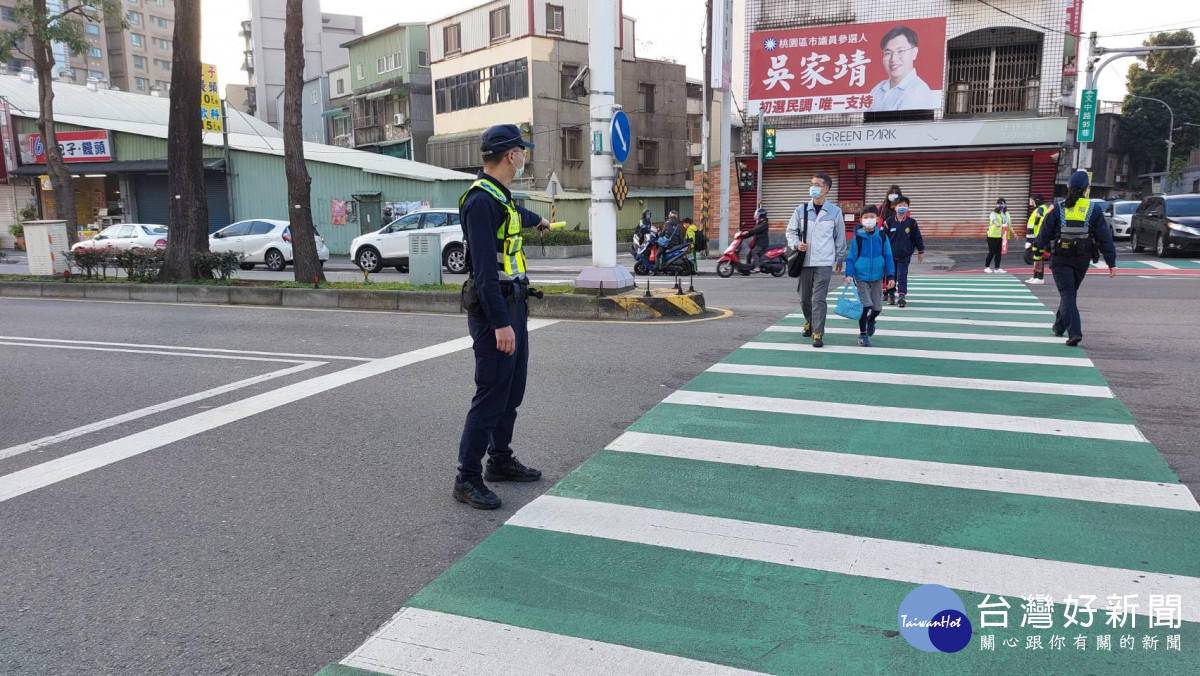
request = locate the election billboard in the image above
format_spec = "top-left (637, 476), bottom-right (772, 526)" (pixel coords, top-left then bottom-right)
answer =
top-left (749, 17), bottom-right (947, 116)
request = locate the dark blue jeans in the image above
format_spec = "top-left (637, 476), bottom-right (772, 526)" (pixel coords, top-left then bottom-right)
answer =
top-left (1051, 256), bottom-right (1089, 339)
top-left (457, 297), bottom-right (528, 480)
top-left (894, 256), bottom-right (911, 295)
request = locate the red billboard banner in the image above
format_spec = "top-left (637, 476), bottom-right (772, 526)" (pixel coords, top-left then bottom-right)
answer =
top-left (19, 129), bottom-right (114, 164)
top-left (1065, 0), bottom-right (1084, 36)
top-left (749, 17), bottom-right (947, 116)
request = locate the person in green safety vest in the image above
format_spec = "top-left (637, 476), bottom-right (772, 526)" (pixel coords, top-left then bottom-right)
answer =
top-left (1032, 170), bottom-right (1117, 346)
top-left (984, 198), bottom-right (1013, 273)
top-left (1023, 194), bottom-right (1055, 285)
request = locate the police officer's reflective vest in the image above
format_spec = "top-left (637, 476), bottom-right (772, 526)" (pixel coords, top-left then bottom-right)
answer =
top-left (1053, 198), bottom-right (1094, 257)
top-left (988, 211), bottom-right (1012, 238)
top-left (1028, 203), bottom-right (1053, 261)
top-left (459, 177), bottom-right (526, 277)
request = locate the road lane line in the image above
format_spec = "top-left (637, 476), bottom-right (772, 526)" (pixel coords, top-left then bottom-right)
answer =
top-left (767, 326), bottom-right (1066, 344)
top-left (741, 341), bottom-right (1093, 367)
top-left (0, 362), bottom-right (325, 462)
top-left (0, 341), bottom-right (316, 364)
top-left (0, 321), bottom-right (559, 503)
top-left (0, 335), bottom-right (373, 361)
top-left (706, 362), bottom-right (1114, 398)
top-left (1142, 261), bottom-right (1178, 270)
top-left (826, 293), bottom-right (1035, 300)
top-left (892, 299), bottom-right (1044, 306)
top-left (815, 307), bottom-right (1055, 315)
top-left (341, 607), bottom-right (761, 676)
top-left (508, 496), bottom-right (1200, 622)
top-left (663, 390), bottom-right (1144, 441)
top-left (607, 432), bottom-right (1196, 510)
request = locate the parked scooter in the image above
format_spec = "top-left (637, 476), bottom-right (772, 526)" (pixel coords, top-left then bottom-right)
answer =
top-left (716, 231), bottom-right (788, 278)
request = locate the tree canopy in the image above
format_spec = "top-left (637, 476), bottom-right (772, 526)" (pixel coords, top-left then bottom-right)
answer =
top-left (1120, 30), bottom-right (1200, 183)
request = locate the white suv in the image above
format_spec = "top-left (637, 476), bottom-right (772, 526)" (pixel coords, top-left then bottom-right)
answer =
top-left (209, 219), bottom-right (330, 271)
top-left (350, 209), bottom-right (467, 274)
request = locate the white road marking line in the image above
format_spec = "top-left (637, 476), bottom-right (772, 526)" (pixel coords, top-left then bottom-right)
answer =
top-left (850, 307), bottom-right (1054, 315)
top-left (0, 335), bottom-right (373, 362)
top-left (886, 286), bottom-right (1032, 292)
top-left (509, 496), bottom-right (1200, 622)
top-left (0, 321), bottom-right (559, 503)
top-left (342, 607), bottom-right (760, 676)
top-left (768, 326), bottom-right (1066, 344)
top-left (826, 293), bottom-right (1036, 300)
top-left (0, 341), bottom-right (315, 364)
top-left (0, 362), bottom-right (325, 462)
top-left (665, 390), bottom-right (1144, 441)
top-left (707, 362), bottom-right (1114, 398)
top-left (820, 315), bottom-right (1052, 329)
top-left (741, 341), bottom-right (1093, 367)
top-left (1142, 261), bottom-right (1179, 270)
top-left (902, 299), bottom-right (1045, 306)
top-left (608, 432), bottom-right (1195, 510)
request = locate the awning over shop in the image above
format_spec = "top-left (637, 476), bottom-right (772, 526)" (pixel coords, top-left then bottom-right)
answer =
top-left (364, 87), bottom-right (402, 101)
top-left (14, 159), bottom-right (225, 176)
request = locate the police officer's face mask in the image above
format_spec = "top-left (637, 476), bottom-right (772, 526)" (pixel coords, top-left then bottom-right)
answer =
top-left (510, 149), bottom-right (526, 179)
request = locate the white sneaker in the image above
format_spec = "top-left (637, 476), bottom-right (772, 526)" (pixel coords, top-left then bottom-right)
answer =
top-left (983, 268), bottom-right (993, 274)
top-left (995, 268), bottom-right (1006, 274)
top-left (1029, 278), bottom-right (1044, 285)
top-left (1024, 278), bottom-right (1035, 284)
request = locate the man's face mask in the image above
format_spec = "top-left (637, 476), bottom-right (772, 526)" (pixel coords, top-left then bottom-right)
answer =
top-left (511, 150), bottom-right (526, 179)
top-left (809, 185), bottom-right (823, 199)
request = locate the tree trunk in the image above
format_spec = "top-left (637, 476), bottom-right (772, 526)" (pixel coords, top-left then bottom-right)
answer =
top-left (284, 0), bottom-right (324, 283)
top-left (30, 0), bottom-right (76, 243)
top-left (162, 0), bottom-right (209, 280)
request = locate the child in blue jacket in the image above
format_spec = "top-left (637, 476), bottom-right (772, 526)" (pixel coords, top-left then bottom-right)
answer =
top-left (884, 196), bottom-right (925, 307)
top-left (844, 206), bottom-right (896, 347)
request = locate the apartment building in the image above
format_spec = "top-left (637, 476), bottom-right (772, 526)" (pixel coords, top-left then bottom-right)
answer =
top-left (107, 0), bottom-right (174, 95)
top-left (0, 0), bottom-right (111, 86)
top-left (341, 23), bottom-right (432, 161)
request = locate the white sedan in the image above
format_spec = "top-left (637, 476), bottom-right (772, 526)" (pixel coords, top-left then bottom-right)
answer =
top-left (72, 224), bottom-right (168, 251)
top-left (209, 219), bottom-right (330, 271)
top-left (349, 209), bottom-right (468, 274)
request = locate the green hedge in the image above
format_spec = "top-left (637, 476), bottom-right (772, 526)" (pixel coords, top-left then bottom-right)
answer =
top-left (519, 228), bottom-right (637, 247)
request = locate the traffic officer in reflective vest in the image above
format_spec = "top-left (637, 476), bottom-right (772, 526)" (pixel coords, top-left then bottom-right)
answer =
top-left (454, 124), bottom-right (551, 510)
top-left (1023, 194), bottom-right (1054, 285)
top-left (1033, 170), bottom-right (1116, 346)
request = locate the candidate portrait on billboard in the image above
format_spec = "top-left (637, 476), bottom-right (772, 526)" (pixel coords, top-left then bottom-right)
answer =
top-left (868, 25), bottom-right (940, 112)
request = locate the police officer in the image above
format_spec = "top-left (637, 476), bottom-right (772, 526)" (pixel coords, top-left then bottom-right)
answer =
top-left (1023, 194), bottom-right (1054, 285)
top-left (1033, 170), bottom-right (1116, 346)
top-left (454, 124), bottom-right (551, 510)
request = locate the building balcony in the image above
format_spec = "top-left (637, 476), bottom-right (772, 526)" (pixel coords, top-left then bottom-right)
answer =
top-left (353, 123), bottom-right (413, 147)
top-left (944, 80), bottom-right (1042, 118)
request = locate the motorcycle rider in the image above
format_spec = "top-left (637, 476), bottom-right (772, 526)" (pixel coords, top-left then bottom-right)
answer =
top-left (740, 208), bottom-right (770, 275)
top-left (656, 210), bottom-right (683, 273)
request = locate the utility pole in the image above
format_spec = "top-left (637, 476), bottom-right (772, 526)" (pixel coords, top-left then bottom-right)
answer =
top-left (755, 108), bottom-right (764, 209)
top-left (575, 0), bottom-right (633, 291)
top-left (1131, 95), bottom-right (1175, 188)
top-left (700, 0), bottom-right (712, 244)
top-left (716, 0), bottom-right (733, 251)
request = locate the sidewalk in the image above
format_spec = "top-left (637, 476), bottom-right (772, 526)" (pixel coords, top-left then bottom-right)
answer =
top-left (320, 273), bottom-right (1200, 675)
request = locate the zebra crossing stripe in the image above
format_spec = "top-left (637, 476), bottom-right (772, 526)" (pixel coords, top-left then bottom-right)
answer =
top-left (340, 607), bottom-right (761, 676)
top-left (822, 315), bottom-right (1052, 329)
top-left (606, 432), bottom-right (1198, 511)
top-left (740, 341), bottom-right (1094, 367)
top-left (506, 496), bottom-right (1200, 623)
top-left (706, 362), bottom-right (1114, 398)
top-left (766, 326), bottom-right (1065, 344)
top-left (902, 299), bottom-right (1045, 306)
top-left (662, 390), bottom-right (1145, 441)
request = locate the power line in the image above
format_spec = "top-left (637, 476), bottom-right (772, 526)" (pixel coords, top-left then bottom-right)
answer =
top-left (975, 0), bottom-right (1072, 36)
top-left (1102, 22), bottom-right (1200, 39)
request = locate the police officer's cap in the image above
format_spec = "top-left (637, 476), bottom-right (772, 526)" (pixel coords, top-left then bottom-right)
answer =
top-left (1068, 170), bottom-right (1090, 190)
top-left (481, 125), bottom-right (535, 155)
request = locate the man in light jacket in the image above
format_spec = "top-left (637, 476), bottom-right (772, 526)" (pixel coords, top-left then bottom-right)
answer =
top-left (785, 172), bottom-right (847, 349)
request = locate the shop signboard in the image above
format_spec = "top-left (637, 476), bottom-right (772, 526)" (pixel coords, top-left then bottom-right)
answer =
top-left (19, 130), bottom-right (115, 164)
top-left (770, 118), bottom-right (1069, 154)
top-left (201, 63), bottom-right (224, 133)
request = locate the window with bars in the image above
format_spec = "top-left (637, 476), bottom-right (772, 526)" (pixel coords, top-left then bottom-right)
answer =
top-left (546, 4), bottom-right (565, 35)
top-left (639, 83), bottom-right (655, 113)
top-left (945, 31), bottom-right (1042, 116)
top-left (638, 139), bottom-right (659, 172)
top-left (444, 24), bottom-right (462, 55)
top-left (490, 7), bottom-right (510, 43)
top-left (561, 127), bottom-right (582, 162)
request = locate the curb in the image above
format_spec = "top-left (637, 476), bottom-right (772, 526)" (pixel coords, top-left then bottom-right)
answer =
top-left (0, 281), bottom-right (704, 321)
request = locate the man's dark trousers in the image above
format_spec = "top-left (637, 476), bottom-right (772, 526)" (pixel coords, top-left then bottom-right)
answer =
top-left (457, 293), bottom-right (528, 480)
top-left (1050, 255), bottom-right (1089, 339)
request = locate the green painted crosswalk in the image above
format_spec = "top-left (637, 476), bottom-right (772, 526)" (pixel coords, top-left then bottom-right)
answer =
top-left (321, 273), bottom-right (1200, 675)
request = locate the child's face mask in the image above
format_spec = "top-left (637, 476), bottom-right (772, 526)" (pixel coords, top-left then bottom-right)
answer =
top-left (861, 218), bottom-right (878, 231)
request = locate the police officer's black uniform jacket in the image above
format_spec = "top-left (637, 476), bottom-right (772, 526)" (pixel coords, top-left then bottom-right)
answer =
top-left (459, 171), bottom-right (544, 329)
top-left (1033, 198), bottom-right (1117, 268)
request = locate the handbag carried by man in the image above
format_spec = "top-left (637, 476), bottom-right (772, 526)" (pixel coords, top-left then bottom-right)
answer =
top-left (786, 206), bottom-right (808, 278)
top-left (834, 282), bottom-right (863, 320)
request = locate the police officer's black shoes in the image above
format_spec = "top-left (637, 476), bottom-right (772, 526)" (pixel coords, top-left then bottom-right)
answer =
top-left (1066, 336), bottom-right (1082, 347)
top-left (484, 456), bottom-right (542, 482)
top-left (453, 476), bottom-right (501, 510)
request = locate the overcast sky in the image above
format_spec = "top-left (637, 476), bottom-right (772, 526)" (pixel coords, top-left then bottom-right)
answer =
top-left (200, 0), bottom-right (1192, 105)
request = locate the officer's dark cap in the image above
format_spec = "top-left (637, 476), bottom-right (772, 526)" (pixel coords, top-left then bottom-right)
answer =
top-left (481, 124), bottom-right (535, 154)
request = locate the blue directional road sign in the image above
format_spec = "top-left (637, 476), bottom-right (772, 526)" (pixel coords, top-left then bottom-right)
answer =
top-left (610, 110), bottom-right (631, 164)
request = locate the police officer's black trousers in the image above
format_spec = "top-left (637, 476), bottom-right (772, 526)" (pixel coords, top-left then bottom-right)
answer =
top-left (457, 296), bottom-right (529, 480)
top-left (1050, 255), bottom-right (1089, 340)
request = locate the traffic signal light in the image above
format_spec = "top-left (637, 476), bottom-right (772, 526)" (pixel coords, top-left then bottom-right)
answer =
top-left (739, 167), bottom-right (756, 192)
top-left (762, 127), bottom-right (777, 161)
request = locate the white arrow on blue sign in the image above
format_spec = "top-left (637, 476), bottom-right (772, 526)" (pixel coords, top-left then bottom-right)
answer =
top-left (610, 110), bottom-right (631, 164)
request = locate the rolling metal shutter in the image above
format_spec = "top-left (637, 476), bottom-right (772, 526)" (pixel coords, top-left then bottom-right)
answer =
top-left (761, 161), bottom-right (839, 227)
top-left (135, 172), bottom-right (232, 234)
top-left (864, 157), bottom-right (1031, 238)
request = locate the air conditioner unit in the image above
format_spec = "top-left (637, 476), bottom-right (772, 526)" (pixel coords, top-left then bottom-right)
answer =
top-left (1115, 174), bottom-right (1127, 183)
top-left (393, 113), bottom-right (406, 126)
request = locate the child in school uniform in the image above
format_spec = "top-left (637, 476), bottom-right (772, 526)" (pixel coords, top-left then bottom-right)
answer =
top-left (844, 206), bottom-right (896, 347)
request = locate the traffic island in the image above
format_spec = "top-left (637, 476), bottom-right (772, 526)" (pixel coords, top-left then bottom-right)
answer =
top-left (0, 279), bottom-right (708, 321)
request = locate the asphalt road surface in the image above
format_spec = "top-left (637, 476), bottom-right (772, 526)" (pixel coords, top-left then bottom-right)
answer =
top-left (2, 250), bottom-right (1199, 674)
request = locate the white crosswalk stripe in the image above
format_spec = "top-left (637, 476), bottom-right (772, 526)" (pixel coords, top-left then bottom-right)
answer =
top-left (767, 326), bottom-right (1065, 344)
top-left (740, 341), bottom-right (1093, 367)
